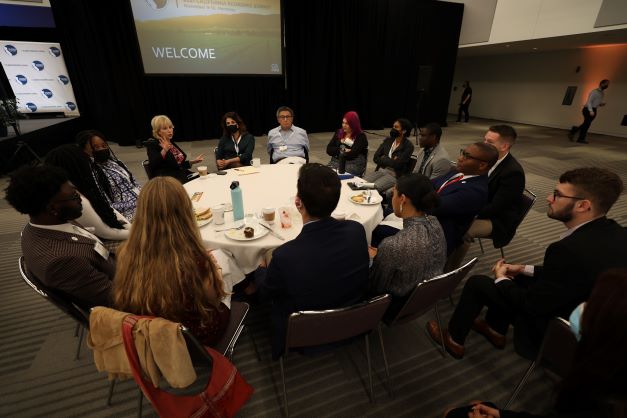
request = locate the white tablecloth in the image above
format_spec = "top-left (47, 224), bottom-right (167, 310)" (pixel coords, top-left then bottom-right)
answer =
top-left (184, 164), bottom-right (383, 273)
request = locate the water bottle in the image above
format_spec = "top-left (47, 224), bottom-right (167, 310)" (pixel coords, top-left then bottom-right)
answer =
top-left (230, 181), bottom-right (244, 222)
top-left (338, 154), bottom-right (346, 174)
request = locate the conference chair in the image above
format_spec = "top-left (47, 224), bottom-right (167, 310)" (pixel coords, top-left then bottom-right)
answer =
top-left (279, 294), bottom-right (391, 417)
top-left (141, 159), bottom-right (153, 179)
top-left (478, 188), bottom-right (537, 258)
top-left (505, 317), bottom-right (577, 409)
top-left (407, 154), bottom-right (419, 174)
top-left (384, 258), bottom-right (478, 358)
top-left (18, 256), bottom-right (90, 360)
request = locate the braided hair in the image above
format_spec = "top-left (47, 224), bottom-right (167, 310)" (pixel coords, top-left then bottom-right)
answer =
top-left (45, 144), bottom-right (125, 229)
top-left (76, 130), bottom-right (137, 185)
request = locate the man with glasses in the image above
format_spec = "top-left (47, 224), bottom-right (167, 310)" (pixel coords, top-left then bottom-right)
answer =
top-left (432, 142), bottom-right (497, 261)
top-left (5, 165), bottom-right (115, 309)
top-left (412, 122), bottom-right (452, 179)
top-left (427, 167), bottom-right (627, 360)
top-left (267, 106), bottom-right (310, 164)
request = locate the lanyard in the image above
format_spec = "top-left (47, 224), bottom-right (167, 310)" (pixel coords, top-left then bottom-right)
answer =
top-left (231, 136), bottom-right (240, 154)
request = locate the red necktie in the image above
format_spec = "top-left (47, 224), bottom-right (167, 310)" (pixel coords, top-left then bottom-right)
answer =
top-left (437, 174), bottom-right (463, 193)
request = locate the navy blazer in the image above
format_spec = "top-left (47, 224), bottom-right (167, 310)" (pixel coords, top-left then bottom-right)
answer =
top-left (21, 223), bottom-right (115, 309)
top-left (497, 217), bottom-right (627, 357)
top-left (145, 138), bottom-right (193, 183)
top-left (431, 172), bottom-right (489, 254)
top-left (257, 217), bottom-right (369, 359)
top-left (477, 153), bottom-right (526, 248)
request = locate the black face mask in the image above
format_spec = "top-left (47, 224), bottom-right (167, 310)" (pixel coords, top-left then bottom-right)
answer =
top-left (93, 148), bottom-right (110, 163)
top-left (227, 124), bottom-right (239, 134)
top-left (56, 205), bottom-right (83, 222)
top-left (390, 129), bottom-right (400, 139)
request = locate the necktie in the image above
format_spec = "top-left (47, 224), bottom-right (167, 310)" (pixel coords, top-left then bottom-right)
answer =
top-left (437, 174), bottom-right (463, 193)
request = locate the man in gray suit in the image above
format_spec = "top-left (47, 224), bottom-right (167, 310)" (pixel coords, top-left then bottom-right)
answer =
top-left (413, 122), bottom-right (452, 179)
top-left (6, 165), bottom-right (114, 309)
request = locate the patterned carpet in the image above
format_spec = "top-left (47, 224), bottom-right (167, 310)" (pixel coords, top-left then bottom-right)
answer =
top-left (0, 116), bottom-right (625, 417)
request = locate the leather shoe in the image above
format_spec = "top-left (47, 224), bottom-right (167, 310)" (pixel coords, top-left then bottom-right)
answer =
top-left (567, 129), bottom-right (575, 141)
top-left (472, 319), bottom-right (506, 349)
top-left (426, 320), bottom-right (464, 359)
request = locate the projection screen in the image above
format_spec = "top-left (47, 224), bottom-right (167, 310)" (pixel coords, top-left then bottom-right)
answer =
top-left (129, 0), bottom-right (283, 75)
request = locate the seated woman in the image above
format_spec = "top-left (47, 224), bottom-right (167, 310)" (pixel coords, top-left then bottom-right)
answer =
top-left (368, 174), bottom-right (446, 318)
top-left (45, 144), bottom-right (130, 242)
top-left (216, 112), bottom-right (255, 170)
top-left (113, 176), bottom-right (232, 347)
top-left (326, 111), bottom-right (368, 176)
top-left (77, 130), bottom-right (141, 222)
top-left (145, 115), bottom-right (204, 184)
top-left (364, 118), bottom-right (415, 194)
top-left (443, 268), bottom-right (627, 418)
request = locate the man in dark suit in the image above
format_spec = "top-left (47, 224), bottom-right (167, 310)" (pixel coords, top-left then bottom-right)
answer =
top-left (431, 142), bottom-right (497, 260)
top-left (449, 125), bottom-right (526, 268)
top-left (428, 167), bottom-right (627, 360)
top-left (5, 165), bottom-right (115, 309)
top-left (257, 163), bottom-right (369, 359)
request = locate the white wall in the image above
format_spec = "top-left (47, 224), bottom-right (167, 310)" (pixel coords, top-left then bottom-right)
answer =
top-left (449, 44), bottom-right (627, 138)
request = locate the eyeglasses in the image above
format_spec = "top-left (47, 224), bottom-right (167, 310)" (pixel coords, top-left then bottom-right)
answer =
top-left (552, 190), bottom-right (585, 200)
top-left (278, 115), bottom-right (293, 120)
top-left (54, 191), bottom-right (81, 203)
top-left (459, 149), bottom-right (488, 163)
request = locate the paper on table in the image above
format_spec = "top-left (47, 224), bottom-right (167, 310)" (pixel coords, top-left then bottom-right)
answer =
top-left (234, 166), bottom-right (260, 175)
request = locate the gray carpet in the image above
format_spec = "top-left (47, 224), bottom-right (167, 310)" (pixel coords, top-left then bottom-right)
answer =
top-left (1, 116), bottom-right (625, 417)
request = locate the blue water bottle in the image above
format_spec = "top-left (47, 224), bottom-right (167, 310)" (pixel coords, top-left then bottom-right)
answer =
top-left (230, 181), bottom-right (244, 222)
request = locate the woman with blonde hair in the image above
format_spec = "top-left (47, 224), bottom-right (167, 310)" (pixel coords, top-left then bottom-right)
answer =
top-left (113, 176), bottom-right (229, 346)
top-left (145, 115), bottom-right (204, 183)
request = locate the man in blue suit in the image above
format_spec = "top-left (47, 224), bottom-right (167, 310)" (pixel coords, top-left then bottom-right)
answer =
top-left (257, 163), bottom-right (370, 359)
top-left (431, 142), bottom-right (497, 262)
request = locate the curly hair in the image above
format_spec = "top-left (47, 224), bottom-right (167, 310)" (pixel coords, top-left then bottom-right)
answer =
top-left (5, 165), bottom-right (68, 216)
top-left (45, 144), bottom-right (125, 229)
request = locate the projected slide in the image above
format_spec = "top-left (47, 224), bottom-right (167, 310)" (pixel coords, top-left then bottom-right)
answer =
top-left (129, 0), bottom-right (282, 75)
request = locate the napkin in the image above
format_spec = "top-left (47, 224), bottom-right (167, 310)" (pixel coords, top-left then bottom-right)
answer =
top-left (234, 166), bottom-right (260, 175)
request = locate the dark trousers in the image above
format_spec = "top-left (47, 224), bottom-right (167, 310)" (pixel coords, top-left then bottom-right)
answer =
top-left (457, 103), bottom-right (470, 122)
top-left (447, 274), bottom-right (537, 345)
top-left (571, 107), bottom-right (596, 142)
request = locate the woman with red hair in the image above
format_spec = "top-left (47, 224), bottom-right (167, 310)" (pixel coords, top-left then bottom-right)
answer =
top-left (326, 111), bottom-right (368, 176)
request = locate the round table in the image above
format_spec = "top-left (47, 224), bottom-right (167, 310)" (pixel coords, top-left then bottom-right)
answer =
top-left (183, 164), bottom-right (383, 273)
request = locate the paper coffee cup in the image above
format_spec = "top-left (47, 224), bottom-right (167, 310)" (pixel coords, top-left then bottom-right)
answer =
top-left (212, 204), bottom-right (225, 225)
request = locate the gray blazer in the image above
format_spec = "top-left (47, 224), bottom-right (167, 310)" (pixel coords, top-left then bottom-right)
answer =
top-left (413, 144), bottom-right (453, 179)
top-left (21, 223), bottom-right (115, 308)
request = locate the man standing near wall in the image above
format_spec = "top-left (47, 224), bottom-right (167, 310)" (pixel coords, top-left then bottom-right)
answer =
top-left (456, 81), bottom-right (472, 123)
top-left (568, 79), bottom-right (609, 144)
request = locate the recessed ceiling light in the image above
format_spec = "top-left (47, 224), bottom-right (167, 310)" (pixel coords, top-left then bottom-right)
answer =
top-left (532, 47), bottom-right (538, 50)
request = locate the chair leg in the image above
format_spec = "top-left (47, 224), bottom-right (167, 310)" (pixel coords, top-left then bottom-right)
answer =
top-left (505, 361), bottom-right (536, 409)
top-left (228, 325), bottom-right (245, 361)
top-left (248, 327), bottom-right (262, 362)
top-left (365, 334), bottom-right (374, 403)
top-left (377, 324), bottom-right (393, 398)
top-left (137, 389), bottom-right (143, 418)
top-left (75, 325), bottom-right (84, 360)
top-left (434, 303), bottom-right (446, 357)
top-left (106, 378), bottom-right (116, 406)
top-left (478, 238), bottom-right (485, 254)
top-left (499, 247), bottom-right (505, 259)
top-left (74, 322), bottom-right (80, 337)
top-left (279, 356), bottom-right (289, 418)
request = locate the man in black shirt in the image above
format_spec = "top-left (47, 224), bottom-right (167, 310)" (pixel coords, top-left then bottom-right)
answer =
top-left (457, 81), bottom-right (472, 123)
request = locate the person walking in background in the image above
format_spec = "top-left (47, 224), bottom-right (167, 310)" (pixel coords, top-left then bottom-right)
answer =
top-left (569, 79), bottom-right (609, 144)
top-left (456, 81), bottom-right (472, 123)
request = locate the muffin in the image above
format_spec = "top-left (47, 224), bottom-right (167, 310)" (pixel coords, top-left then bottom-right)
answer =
top-left (243, 227), bottom-right (255, 238)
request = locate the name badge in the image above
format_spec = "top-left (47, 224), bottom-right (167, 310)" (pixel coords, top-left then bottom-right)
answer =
top-left (279, 145), bottom-right (287, 152)
top-left (94, 241), bottom-right (110, 260)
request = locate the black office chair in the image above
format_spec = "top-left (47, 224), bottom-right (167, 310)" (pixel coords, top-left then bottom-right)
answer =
top-left (18, 256), bottom-right (90, 360)
top-left (141, 159), bottom-right (153, 179)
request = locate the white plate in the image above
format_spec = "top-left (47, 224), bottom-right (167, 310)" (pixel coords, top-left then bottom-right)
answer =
top-left (197, 217), bottom-right (213, 227)
top-left (349, 192), bottom-right (382, 205)
top-left (224, 220), bottom-right (269, 241)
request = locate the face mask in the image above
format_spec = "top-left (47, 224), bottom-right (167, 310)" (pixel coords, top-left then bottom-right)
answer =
top-left (93, 148), bottom-right (110, 163)
top-left (390, 129), bottom-right (400, 139)
top-left (227, 124), bottom-right (239, 134)
top-left (57, 205), bottom-right (83, 222)
top-left (568, 303), bottom-right (584, 341)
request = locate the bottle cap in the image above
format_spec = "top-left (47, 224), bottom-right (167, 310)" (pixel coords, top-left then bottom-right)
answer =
top-left (230, 181), bottom-right (240, 190)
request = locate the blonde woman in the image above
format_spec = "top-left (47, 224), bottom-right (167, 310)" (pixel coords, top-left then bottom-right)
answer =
top-left (145, 115), bottom-right (204, 183)
top-left (113, 176), bottom-right (229, 347)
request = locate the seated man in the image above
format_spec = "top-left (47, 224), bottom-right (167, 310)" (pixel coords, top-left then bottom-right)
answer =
top-left (257, 163), bottom-right (369, 359)
top-left (456, 126), bottom-right (526, 264)
top-left (413, 122), bottom-right (452, 179)
top-left (427, 167), bottom-right (627, 360)
top-left (432, 142), bottom-right (497, 261)
top-left (267, 106), bottom-right (309, 164)
top-left (5, 165), bottom-right (115, 309)
top-left (371, 142), bottom-right (496, 255)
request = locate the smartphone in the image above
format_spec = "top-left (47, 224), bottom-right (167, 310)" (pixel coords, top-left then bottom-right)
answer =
top-left (216, 171), bottom-right (228, 175)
